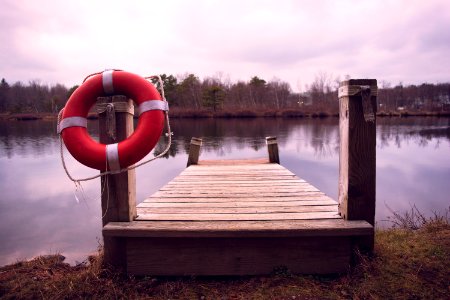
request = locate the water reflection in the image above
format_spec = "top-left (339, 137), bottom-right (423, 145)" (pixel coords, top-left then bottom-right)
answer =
top-left (0, 117), bottom-right (449, 266)
top-left (2, 118), bottom-right (448, 160)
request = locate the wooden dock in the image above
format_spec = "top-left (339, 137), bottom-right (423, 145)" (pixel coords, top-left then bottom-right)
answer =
top-left (104, 156), bottom-right (373, 275)
top-left (100, 79), bottom-right (378, 276)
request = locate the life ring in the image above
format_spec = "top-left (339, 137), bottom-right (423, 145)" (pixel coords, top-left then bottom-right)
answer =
top-left (58, 70), bottom-right (168, 171)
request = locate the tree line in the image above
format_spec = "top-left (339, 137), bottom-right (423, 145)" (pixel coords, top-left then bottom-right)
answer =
top-left (0, 78), bottom-right (69, 114)
top-left (0, 74), bottom-right (449, 115)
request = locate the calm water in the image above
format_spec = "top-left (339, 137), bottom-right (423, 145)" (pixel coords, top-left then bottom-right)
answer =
top-left (0, 117), bottom-right (449, 266)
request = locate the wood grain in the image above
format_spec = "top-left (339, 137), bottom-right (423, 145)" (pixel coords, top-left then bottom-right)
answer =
top-left (338, 79), bottom-right (377, 227)
top-left (186, 137), bottom-right (202, 167)
top-left (138, 199), bottom-right (337, 207)
top-left (99, 96), bottom-right (136, 270)
top-left (99, 156), bottom-right (376, 275)
top-left (126, 237), bottom-right (352, 275)
top-left (104, 219), bottom-right (373, 238)
top-left (137, 158), bottom-right (340, 222)
top-left (136, 211), bottom-right (341, 221)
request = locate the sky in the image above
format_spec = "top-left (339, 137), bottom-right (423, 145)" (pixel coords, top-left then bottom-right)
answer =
top-left (1, 0), bottom-right (450, 92)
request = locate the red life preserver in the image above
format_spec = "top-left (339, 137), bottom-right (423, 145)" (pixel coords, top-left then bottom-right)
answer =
top-left (58, 70), bottom-right (167, 171)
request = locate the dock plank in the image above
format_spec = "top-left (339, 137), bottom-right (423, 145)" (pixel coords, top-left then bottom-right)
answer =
top-left (137, 205), bottom-right (337, 214)
top-left (150, 192), bottom-right (325, 198)
top-left (138, 199), bottom-right (337, 207)
top-left (126, 237), bottom-right (351, 275)
top-left (142, 196), bottom-right (332, 203)
top-left (104, 219), bottom-right (373, 238)
top-left (136, 211), bottom-right (341, 221)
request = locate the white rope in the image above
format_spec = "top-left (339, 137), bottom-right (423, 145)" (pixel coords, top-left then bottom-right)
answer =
top-left (58, 74), bottom-right (172, 183)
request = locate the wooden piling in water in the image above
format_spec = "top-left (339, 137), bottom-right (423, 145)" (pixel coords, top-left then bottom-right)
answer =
top-left (187, 137), bottom-right (202, 167)
top-left (338, 79), bottom-right (377, 252)
top-left (98, 95), bottom-right (136, 269)
top-left (266, 136), bottom-right (280, 164)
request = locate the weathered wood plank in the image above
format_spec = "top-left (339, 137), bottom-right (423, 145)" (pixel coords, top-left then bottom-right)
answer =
top-left (198, 158), bottom-right (269, 165)
top-left (157, 190), bottom-right (321, 195)
top-left (136, 211), bottom-right (341, 221)
top-left (159, 187), bottom-right (320, 193)
top-left (143, 195), bottom-right (330, 202)
top-left (173, 176), bottom-right (299, 181)
top-left (126, 237), bottom-right (351, 275)
top-left (171, 178), bottom-right (300, 183)
top-left (182, 168), bottom-right (294, 173)
top-left (164, 181), bottom-right (311, 187)
top-left (180, 168), bottom-right (295, 176)
top-left (167, 180), bottom-right (306, 185)
top-left (138, 199), bottom-right (337, 207)
top-left (181, 166), bottom-right (294, 173)
top-left (104, 219), bottom-right (373, 238)
top-left (184, 164), bottom-right (290, 169)
top-left (151, 192), bottom-right (324, 198)
top-left (137, 205), bottom-right (337, 214)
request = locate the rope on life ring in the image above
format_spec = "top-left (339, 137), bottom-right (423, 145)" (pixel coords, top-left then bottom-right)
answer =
top-left (57, 70), bottom-right (172, 183)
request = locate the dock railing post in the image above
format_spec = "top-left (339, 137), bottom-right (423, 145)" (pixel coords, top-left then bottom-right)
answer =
top-left (266, 136), bottom-right (280, 164)
top-left (187, 137), bottom-right (202, 167)
top-left (338, 79), bottom-right (377, 252)
top-left (98, 95), bottom-right (136, 269)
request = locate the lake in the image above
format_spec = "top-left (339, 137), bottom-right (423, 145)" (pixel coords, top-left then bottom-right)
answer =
top-left (0, 117), bottom-right (449, 266)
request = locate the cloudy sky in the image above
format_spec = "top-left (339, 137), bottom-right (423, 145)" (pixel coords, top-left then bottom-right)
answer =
top-left (1, 0), bottom-right (449, 91)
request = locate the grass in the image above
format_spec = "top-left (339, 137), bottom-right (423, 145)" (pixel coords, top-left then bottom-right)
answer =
top-left (1, 211), bottom-right (449, 299)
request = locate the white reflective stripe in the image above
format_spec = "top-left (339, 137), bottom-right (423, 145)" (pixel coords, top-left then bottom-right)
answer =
top-left (106, 143), bottom-right (121, 172)
top-left (138, 100), bottom-right (169, 115)
top-left (102, 70), bottom-right (114, 94)
top-left (57, 117), bottom-right (87, 134)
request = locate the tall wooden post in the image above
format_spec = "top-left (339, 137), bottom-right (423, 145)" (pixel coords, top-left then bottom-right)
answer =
top-left (187, 137), bottom-right (202, 167)
top-left (266, 136), bottom-right (280, 164)
top-left (338, 79), bottom-right (377, 251)
top-left (99, 95), bottom-right (136, 269)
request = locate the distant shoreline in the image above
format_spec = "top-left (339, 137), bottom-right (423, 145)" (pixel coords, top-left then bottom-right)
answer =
top-left (1, 109), bottom-right (450, 121)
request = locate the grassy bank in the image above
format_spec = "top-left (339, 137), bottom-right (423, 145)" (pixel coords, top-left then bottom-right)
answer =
top-left (1, 213), bottom-right (448, 299)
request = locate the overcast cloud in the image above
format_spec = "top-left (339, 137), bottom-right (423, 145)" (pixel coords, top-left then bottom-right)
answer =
top-left (1, 0), bottom-right (449, 91)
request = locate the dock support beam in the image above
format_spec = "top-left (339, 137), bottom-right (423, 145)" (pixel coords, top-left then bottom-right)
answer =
top-left (99, 95), bottom-right (136, 269)
top-left (266, 136), bottom-right (280, 164)
top-left (187, 137), bottom-right (202, 167)
top-left (338, 79), bottom-right (377, 252)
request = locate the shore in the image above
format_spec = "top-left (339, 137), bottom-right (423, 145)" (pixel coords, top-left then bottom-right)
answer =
top-left (1, 216), bottom-right (448, 299)
top-left (1, 109), bottom-right (450, 121)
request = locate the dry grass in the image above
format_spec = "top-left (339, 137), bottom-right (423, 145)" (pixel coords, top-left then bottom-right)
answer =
top-left (1, 212), bottom-right (449, 299)
top-left (384, 204), bottom-right (450, 230)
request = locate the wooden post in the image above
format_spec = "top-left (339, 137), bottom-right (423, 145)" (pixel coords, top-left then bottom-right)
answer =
top-left (99, 95), bottom-right (136, 269)
top-left (187, 137), bottom-right (202, 167)
top-left (338, 79), bottom-right (377, 252)
top-left (266, 136), bottom-right (280, 164)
